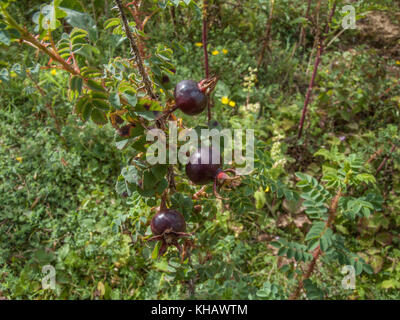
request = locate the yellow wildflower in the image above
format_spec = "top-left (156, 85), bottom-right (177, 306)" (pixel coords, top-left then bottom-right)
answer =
top-left (396, 61), bottom-right (400, 65)
top-left (221, 96), bottom-right (229, 104)
top-left (212, 50), bottom-right (219, 55)
top-left (222, 49), bottom-right (228, 54)
top-left (265, 186), bottom-right (270, 192)
top-left (229, 100), bottom-right (236, 107)
top-left (51, 69), bottom-right (57, 76)
top-left (195, 42), bottom-right (203, 47)
top-left (159, 88), bottom-right (164, 94)
top-left (16, 157), bottom-right (23, 163)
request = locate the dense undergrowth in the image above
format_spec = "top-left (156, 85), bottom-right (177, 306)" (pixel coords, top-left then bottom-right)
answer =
top-left (0, 0), bottom-right (399, 299)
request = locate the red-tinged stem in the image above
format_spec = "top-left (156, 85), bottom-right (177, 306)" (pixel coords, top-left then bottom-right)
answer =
top-left (202, 0), bottom-right (211, 122)
top-left (22, 33), bottom-right (79, 76)
top-left (297, 44), bottom-right (322, 139)
top-left (289, 189), bottom-right (341, 300)
top-left (27, 72), bottom-right (62, 134)
top-left (297, 1), bottom-right (337, 140)
top-left (115, 0), bottom-right (156, 99)
top-left (299, 0), bottom-right (312, 47)
top-left (376, 144), bottom-right (396, 175)
top-left (257, 0), bottom-right (275, 68)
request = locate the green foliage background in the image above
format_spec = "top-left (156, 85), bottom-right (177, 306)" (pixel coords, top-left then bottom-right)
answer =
top-left (0, 0), bottom-right (399, 299)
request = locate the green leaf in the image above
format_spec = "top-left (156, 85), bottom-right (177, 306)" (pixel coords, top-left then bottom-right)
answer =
top-left (155, 178), bottom-right (168, 194)
top-left (0, 68), bottom-right (9, 81)
top-left (40, 1), bottom-right (67, 31)
top-left (75, 95), bottom-right (90, 114)
top-left (115, 139), bottom-right (129, 150)
top-left (92, 98), bottom-right (110, 111)
top-left (90, 108), bottom-right (107, 125)
top-left (33, 248), bottom-right (54, 264)
top-left (381, 279), bottom-right (400, 289)
top-left (154, 260), bottom-right (175, 272)
top-left (254, 189), bottom-right (266, 209)
top-left (86, 79), bottom-right (105, 92)
top-left (134, 111), bottom-right (157, 121)
top-left (0, 29), bottom-right (10, 45)
top-left (81, 100), bottom-right (93, 122)
top-left (305, 221), bottom-right (326, 241)
top-left (109, 92), bottom-right (121, 108)
top-left (121, 166), bottom-right (140, 185)
top-left (303, 279), bottom-right (324, 300)
top-left (150, 164), bottom-right (168, 180)
top-left (61, 7), bottom-right (97, 40)
top-left (270, 241), bottom-right (281, 248)
top-left (171, 193), bottom-right (193, 215)
top-left (143, 171), bottom-right (157, 190)
top-left (115, 177), bottom-right (130, 196)
top-left (70, 75), bottom-right (83, 93)
top-left (91, 91), bottom-right (108, 100)
top-left (104, 18), bottom-right (120, 29)
top-left (151, 241), bottom-right (161, 260)
top-left (122, 92), bottom-right (137, 107)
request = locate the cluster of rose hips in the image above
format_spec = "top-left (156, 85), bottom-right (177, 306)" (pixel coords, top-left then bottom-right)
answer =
top-left (146, 77), bottom-right (239, 258)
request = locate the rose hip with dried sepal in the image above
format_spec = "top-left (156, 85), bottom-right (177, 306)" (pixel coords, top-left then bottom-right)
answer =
top-left (173, 76), bottom-right (218, 115)
top-left (186, 146), bottom-right (239, 199)
top-left (147, 209), bottom-right (190, 257)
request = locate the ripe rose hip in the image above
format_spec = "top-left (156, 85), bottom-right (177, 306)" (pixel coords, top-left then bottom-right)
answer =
top-left (174, 80), bottom-right (207, 115)
top-left (147, 209), bottom-right (190, 258)
top-left (185, 146), bottom-right (222, 185)
top-left (186, 146), bottom-right (239, 199)
top-left (173, 76), bottom-right (218, 116)
top-left (150, 209), bottom-right (186, 235)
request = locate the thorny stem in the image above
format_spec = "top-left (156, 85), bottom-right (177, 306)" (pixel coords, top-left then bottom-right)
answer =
top-left (1, 8), bottom-right (154, 134)
top-left (366, 147), bottom-right (383, 164)
top-left (376, 144), bottom-right (396, 175)
top-left (126, 0), bottom-right (155, 60)
top-left (289, 188), bottom-right (342, 300)
top-left (202, 0), bottom-right (211, 122)
top-left (299, 0), bottom-right (312, 48)
top-left (257, 0), bottom-right (275, 69)
top-left (27, 73), bottom-right (62, 134)
top-left (115, 0), bottom-right (156, 99)
top-left (22, 32), bottom-right (79, 76)
top-left (297, 1), bottom-right (337, 140)
top-left (256, 0), bottom-right (275, 119)
top-left (287, 0), bottom-right (312, 64)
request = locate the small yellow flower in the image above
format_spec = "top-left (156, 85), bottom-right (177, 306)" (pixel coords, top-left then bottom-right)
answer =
top-left (325, 70), bottom-right (329, 74)
top-left (264, 186), bottom-right (270, 193)
top-left (396, 61), bottom-right (400, 65)
top-left (50, 69), bottom-right (57, 76)
top-left (159, 88), bottom-right (164, 94)
top-left (221, 96), bottom-right (229, 104)
top-left (222, 49), bottom-right (228, 54)
top-left (228, 100), bottom-right (236, 107)
top-left (195, 42), bottom-right (203, 47)
top-left (212, 50), bottom-right (219, 55)
top-left (16, 157), bottom-right (23, 163)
